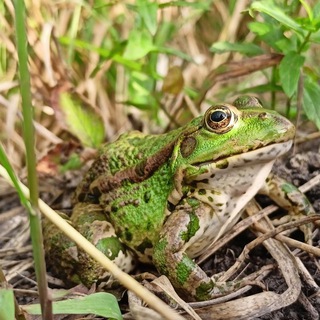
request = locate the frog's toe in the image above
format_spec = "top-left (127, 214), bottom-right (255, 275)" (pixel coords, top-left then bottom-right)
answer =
top-left (262, 174), bottom-right (316, 244)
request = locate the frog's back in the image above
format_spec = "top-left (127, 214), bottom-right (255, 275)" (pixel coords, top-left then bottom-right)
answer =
top-left (74, 131), bottom-right (177, 200)
top-left (105, 131), bottom-right (176, 174)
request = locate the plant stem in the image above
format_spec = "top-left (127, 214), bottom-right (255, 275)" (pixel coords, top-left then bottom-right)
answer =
top-left (13, 0), bottom-right (52, 318)
top-left (298, 31), bottom-right (312, 54)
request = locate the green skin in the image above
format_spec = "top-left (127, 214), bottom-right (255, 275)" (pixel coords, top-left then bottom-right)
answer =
top-left (44, 96), bottom-right (314, 301)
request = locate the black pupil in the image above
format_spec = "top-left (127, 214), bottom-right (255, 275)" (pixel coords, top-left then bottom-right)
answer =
top-left (210, 110), bottom-right (227, 122)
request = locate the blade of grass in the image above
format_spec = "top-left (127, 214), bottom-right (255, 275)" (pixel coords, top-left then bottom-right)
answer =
top-left (13, 0), bottom-right (52, 318)
top-left (67, 3), bottom-right (82, 64)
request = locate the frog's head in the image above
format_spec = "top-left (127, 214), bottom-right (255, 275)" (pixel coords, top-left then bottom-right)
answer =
top-left (172, 95), bottom-right (295, 175)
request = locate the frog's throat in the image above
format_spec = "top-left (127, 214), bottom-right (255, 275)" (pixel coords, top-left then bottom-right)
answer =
top-left (202, 139), bottom-right (293, 170)
top-left (168, 140), bottom-right (292, 213)
top-left (193, 140), bottom-right (293, 169)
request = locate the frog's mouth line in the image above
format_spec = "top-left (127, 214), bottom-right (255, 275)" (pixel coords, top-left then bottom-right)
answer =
top-left (197, 140), bottom-right (293, 169)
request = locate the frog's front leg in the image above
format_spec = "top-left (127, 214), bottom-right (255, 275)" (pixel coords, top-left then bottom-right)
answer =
top-left (153, 198), bottom-right (226, 301)
top-left (260, 174), bottom-right (315, 243)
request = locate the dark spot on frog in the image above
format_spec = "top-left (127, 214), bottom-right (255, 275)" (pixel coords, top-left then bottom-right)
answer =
top-left (124, 229), bottom-right (133, 242)
top-left (210, 173), bottom-right (215, 178)
top-left (130, 259), bottom-right (136, 267)
top-left (111, 204), bottom-right (118, 212)
top-left (77, 193), bottom-right (86, 202)
top-left (257, 151), bottom-right (267, 157)
top-left (91, 186), bottom-right (102, 197)
top-left (189, 181), bottom-right (198, 189)
top-left (136, 238), bottom-right (153, 254)
top-left (144, 191), bottom-right (152, 203)
top-left (267, 147), bottom-right (276, 155)
top-left (103, 199), bottom-right (110, 206)
top-left (198, 189), bottom-right (206, 195)
top-left (85, 193), bottom-right (100, 204)
top-left (180, 137), bottom-right (197, 158)
top-left (167, 201), bottom-right (175, 212)
top-left (147, 221), bottom-right (152, 230)
top-left (197, 178), bottom-right (209, 185)
top-left (208, 196), bottom-right (213, 202)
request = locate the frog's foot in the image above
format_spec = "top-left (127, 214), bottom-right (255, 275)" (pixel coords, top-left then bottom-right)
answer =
top-left (44, 203), bottom-right (136, 286)
top-left (43, 213), bottom-right (80, 284)
top-left (261, 174), bottom-right (316, 244)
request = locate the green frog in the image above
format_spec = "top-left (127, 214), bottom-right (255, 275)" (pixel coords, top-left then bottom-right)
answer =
top-left (44, 96), bottom-right (314, 301)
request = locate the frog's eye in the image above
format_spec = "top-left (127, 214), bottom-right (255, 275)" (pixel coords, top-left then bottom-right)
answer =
top-left (204, 105), bottom-right (237, 134)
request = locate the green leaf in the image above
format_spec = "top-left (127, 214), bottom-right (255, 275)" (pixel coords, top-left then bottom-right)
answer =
top-left (210, 41), bottom-right (264, 56)
top-left (137, 0), bottom-right (158, 35)
top-left (24, 292), bottom-right (122, 320)
top-left (59, 92), bottom-right (105, 148)
top-left (274, 36), bottom-right (298, 53)
top-left (250, 1), bottom-right (305, 33)
top-left (303, 77), bottom-right (320, 130)
top-left (0, 289), bottom-right (14, 320)
top-left (248, 21), bottom-right (295, 53)
top-left (279, 52), bottom-right (305, 97)
top-left (248, 21), bottom-right (272, 36)
top-left (157, 46), bottom-right (194, 61)
top-left (123, 28), bottom-right (155, 60)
